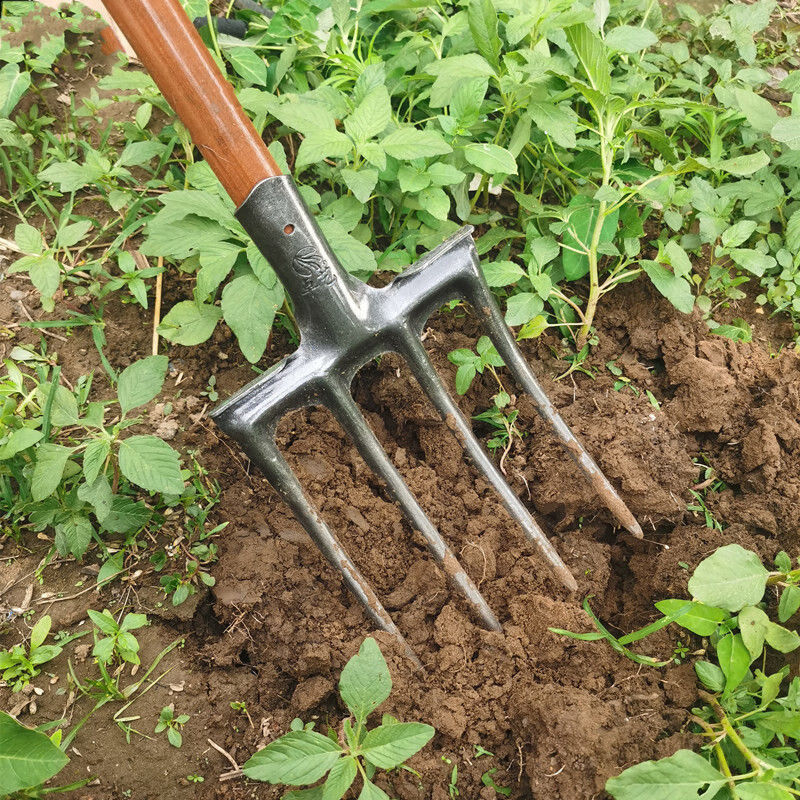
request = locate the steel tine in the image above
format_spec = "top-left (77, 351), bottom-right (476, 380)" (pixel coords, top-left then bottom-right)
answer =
top-left (248, 433), bottom-right (422, 668)
top-left (399, 333), bottom-right (579, 593)
top-left (325, 383), bottom-right (502, 632)
top-left (471, 297), bottom-right (644, 539)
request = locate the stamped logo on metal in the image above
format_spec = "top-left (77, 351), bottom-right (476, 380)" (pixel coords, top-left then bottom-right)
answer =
top-left (293, 246), bottom-right (335, 294)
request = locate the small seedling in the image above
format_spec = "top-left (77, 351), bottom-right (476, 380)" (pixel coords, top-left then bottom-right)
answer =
top-left (0, 615), bottom-right (62, 692)
top-left (230, 699), bottom-right (254, 728)
top-left (481, 767), bottom-right (511, 797)
top-left (243, 637), bottom-right (434, 798)
top-left (186, 774), bottom-right (204, 784)
top-left (87, 609), bottom-right (148, 665)
top-left (448, 336), bottom-right (505, 395)
top-left (155, 704), bottom-right (189, 748)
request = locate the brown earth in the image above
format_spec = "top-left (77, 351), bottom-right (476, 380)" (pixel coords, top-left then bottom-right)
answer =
top-left (2, 6), bottom-right (800, 800)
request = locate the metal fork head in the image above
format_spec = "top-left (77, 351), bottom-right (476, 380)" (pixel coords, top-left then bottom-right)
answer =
top-left (211, 176), bottom-right (641, 662)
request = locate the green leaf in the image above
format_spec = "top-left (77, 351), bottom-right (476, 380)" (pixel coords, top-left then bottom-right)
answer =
top-left (468, 0), bottom-right (501, 69)
top-left (345, 86), bottom-right (391, 143)
top-left (765, 622), bottom-right (800, 653)
top-left (339, 638), bottom-right (391, 725)
top-left (482, 260), bottom-right (524, 287)
top-left (427, 54), bottom-right (495, 108)
top-left (97, 552), bottom-right (124, 586)
top-left (604, 25), bottom-right (658, 53)
top-left (296, 129), bottom-right (353, 171)
top-left (117, 356), bottom-right (168, 414)
top-left (640, 261), bottom-right (695, 314)
top-left (25, 255), bottom-right (60, 311)
top-left (688, 544), bottom-right (769, 612)
top-left (455, 363), bottom-right (476, 395)
top-left (0, 712), bottom-right (69, 796)
top-left (14, 223), bottom-right (43, 255)
top-left (358, 781), bottom-right (390, 800)
top-left (226, 46), bottom-right (267, 86)
top-left (242, 731), bottom-right (342, 785)
top-left (427, 162), bottom-right (465, 187)
top-left (317, 218), bottom-right (377, 278)
top-left (321, 756), bottom-right (357, 800)
top-left (562, 197), bottom-right (618, 281)
top-left (653, 600), bottom-right (727, 636)
top-left (566, 24), bottom-right (611, 95)
top-left (772, 117), bottom-right (800, 149)
top-left (54, 514), bottom-right (93, 559)
top-left (528, 102), bottom-right (577, 149)
top-left (778, 585), bottom-right (800, 623)
top-left (733, 88), bottom-right (779, 134)
top-left (717, 633), bottom-right (750, 694)
top-left (0, 63), bottom-right (32, 118)
top-left (604, 749), bottom-right (727, 800)
top-left (462, 143), bottom-right (517, 176)
top-left (381, 128), bottom-right (452, 160)
top-left (87, 609), bottom-right (118, 636)
top-left (664, 240), bottom-right (693, 279)
top-left (100, 496), bottom-right (151, 534)
top-left (752, 710), bottom-right (800, 738)
top-left (695, 661), bottom-right (725, 692)
top-left (342, 168), bottom-right (378, 203)
top-left (714, 151), bottom-right (770, 176)
top-left (118, 436), bottom-right (183, 495)
top-left (38, 160), bottom-right (105, 192)
top-left (722, 219), bottom-right (758, 248)
top-left (29, 615), bottom-right (51, 651)
top-left (83, 438), bottom-right (110, 485)
top-left (158, 300), bottom-right (222, 346)
top-left (116, 140), bottom-right (166, 168)
top-left (728, 248), bottom-right (775, 277)
top-left (77, 474), bottom-right (114, 522)
top-left (736, 783), bottom-right (794, 800)
top-left (505, 293), bottom-right (543, 326)
top-left (361, 722), bottom-right (435, 769)
top-left (0, 427), bottom-right (43, 459)
top-left (738, 605), bottom-right (769, 661)
top-left (417, 186), bottom-right (450, 221)
top-left (221, 274), bottom-right (278, 363)
top-left (32, 443), bottom-right (72, 501)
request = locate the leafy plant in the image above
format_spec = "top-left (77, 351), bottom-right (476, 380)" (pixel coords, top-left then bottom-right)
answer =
top-left (242, 637), bottom-right (435, 798)
top-left (0, 615), bottom-right (62, 692)
top-left (86, 609), bottom-right (148, 666)
top-left (155, 704), bottom-right (190, 748)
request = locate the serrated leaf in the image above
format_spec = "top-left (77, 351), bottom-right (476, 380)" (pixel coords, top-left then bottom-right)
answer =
top-left (0, 712), bottom-right (69, 796)
top-left (296, 129), bottom-right (353, 171)
top-left (54, 514), bottom-right (93, 559)
top-left (118, 436), bottom-right (183, 495)
top-left (32, 443), bottom-right (72, 501)
top-left (77, 474), bottom-right (114, 522)
top-left (14, 223), bottom-right (43, 255)
top-left (688, 544), bottom-right (769, 612)
top-left (382, 128), bottom-right (452, 160)
top-left (462, 143), bottom-right (516, 176)
top-left (321, 756), bottom-right (357, 800)
top-left (418, 186), bottom-right (450, 220)
top-left (427, 54), bottom-right (495, 108)
top-left (468, 0), bottom-right (501, 69)
top-left (117, 356), bottom-right (168, 414)
top-left (116, 140), bottom-right (166, 168)
top-left (38, 160), bottom-right (105, 192)
top-left (566, 24), bottom-right (610, 95)
top-left (604, 25), bottom-right (658, 53)
top-left (604, 749), bottom-right (726, 800)
top-left (361, 723), bottom-right (435, 769)
top-left (344, 86), bottom-right (391, 143)
top-left (221, 274), bottom-right (278, 363)
top-left (100, 495), bottom-right (151, 534)
top-left (226, 46), bottom-right (267, 86)
top-left (722, 219), bottom-right (758, 248)
top-left (158, 301), bottom-right (222, 346)
top-left (342, 168), bottom-right (378, 203)
top-left (482, 260), bottom-right (524, 287)
top-left (505, 293), bottom-right (543, 326)
top-left (83, 438), bottom-right (110, 484)
top-left (528, 102), bottom-right (577, 149)
top-left (243, 731), bottom-right (342, 784)
top-left (339, 638), bottom-right (391, 725)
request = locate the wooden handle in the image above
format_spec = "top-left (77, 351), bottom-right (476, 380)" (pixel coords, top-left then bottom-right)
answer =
top-left (102, 0), bottom-right (281, 206)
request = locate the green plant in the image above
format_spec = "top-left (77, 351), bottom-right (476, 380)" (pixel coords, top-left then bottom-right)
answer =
top-left (0, 615), bottom-right (62, 692)
top-left (563, 544), bottom-right (800, 799)
top-left (86, 609), bottom-right (148, 666)
top-left (186, 774), bottom-right (204, 784)
top-left (242, 637), bottom-right (434, 798)
top-left (155, 704), bottom-right (190, 748)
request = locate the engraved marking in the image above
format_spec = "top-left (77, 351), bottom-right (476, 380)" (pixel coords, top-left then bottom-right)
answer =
top-left (293, 246), bottom-right (335, 294)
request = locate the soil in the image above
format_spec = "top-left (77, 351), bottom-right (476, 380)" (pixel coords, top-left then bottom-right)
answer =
top-left (2, 7), bottom-right (800, 800)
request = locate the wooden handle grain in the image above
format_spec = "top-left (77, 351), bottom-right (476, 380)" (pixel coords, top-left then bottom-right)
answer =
top-left (102, 0), bottom-right (281, 206)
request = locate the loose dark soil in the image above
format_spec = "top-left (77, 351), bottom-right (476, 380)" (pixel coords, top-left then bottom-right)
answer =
top-left (2, 10), bottom-right (800, 800)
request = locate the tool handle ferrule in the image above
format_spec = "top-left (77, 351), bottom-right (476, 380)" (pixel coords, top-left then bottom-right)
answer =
top-left (102, 0), bottom-right (281, 205)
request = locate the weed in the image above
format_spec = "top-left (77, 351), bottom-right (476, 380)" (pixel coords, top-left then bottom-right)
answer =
top-left (481, 767), bottom-right (511, 797)
top-left (0, 615), bottom-right (62, 692)
top-left (155, 704), bottom-right (190, 749)
top-left (186, 774), bottom-right (204, 784)
top-left (243, 637), bottom-right (434, 797)
top-left (86, 609), bottom-right (148, 666)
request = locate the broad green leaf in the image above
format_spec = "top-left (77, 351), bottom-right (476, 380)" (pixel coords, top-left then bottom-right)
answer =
top-left (221, 274), bottom-right (278, 363)
top-left (321, 756), bottom-right (357, 800)
top-left (242, 731), bottom-right (342, 785)
top-left (722, 219), bottom-right (758, 248)
top-left (100, 496), bottom-right (151, 534)
top-left (765, 622), bottom-right (800, 653)
top-left (753, 710), bottom-right (800, 739)
top-left (398, 165), bottom-right (431, 193)
top-left (83, 438), bottom-right (110, 484)
top-left (149, 189), bottom-right (236, 228)
top-left (56, 220), bottom-right (93, 249)
top-left (117, 356), bottom-right (168, 414)
top-left (0, 63), bottom-right (32, 117)
top-left (0, 712), bottom-right (68, 796)
top-left (158, 301), bottom-right (222, 346)
top-left (729, 248), bottom-right (775, 277)
top-left (737, 783), bottom-right (794, 800)
top-left (640, 261), bottom-right (694, 314)
top-left (528, 102), bottom-right (577, 149)
top-left (455, 363), bottom-right (476, 395)
top-left (97, 552), bottom-right (124, 586)
top-left (358, 781), bottom-right (390, 800)
top-left (468, 0), bottom-right (501, 69)
top-left (482, 261), bottom-right (524, 287)
top-left (382, 128), bottom-right (452, 160)
top-left (604, 748), bottom-right (727, 800)
top-left (772, 117), bottom-right (800, 149)
top-left (317, 218), bottom-right (376, 278)
top-left (0, 427), bottom-right (43, 459)
top-left (654, 600), bottom-right (727, 636)
top-left (778, 585), bottom-right (800, 623)
top-left (30, 615), bottom-right (51, 651)
top-left (342, 168), bottom-right (378, 203)
top-left (54, 514), bottom-right (93, 558)
top-left (296, 129), bottom-right (352, 171)
top-left (344, 86), bottom-right (391, 143)
top-left (785, 209), bottom-right (800, 253)
top-left (734, 88), bottom-right (779, 134)
top-left (566, 24), bottom-right (610, 95)
top-left (38, 160), bottom-right (105, 192)
top-left (738, 606), bottom-right (769, 661)
top-left (77, 474), bottom-right (114, 522)
top-left (417, 186), bottom-right (450, 221)
top-left (226, 46), bottom-right (267, 86)
top-left (695, 660), bottom-right (725, 692)
top-left (664, 240), bottom-right (692, 279)
top-left (717, 633), bottom-right (750, 694)
top-left (562, 197), bottom-right (618, 281)
top-left (14, 223), bottom-right (43, 255)
top-left (196, 242), bottom-right (240, 298)
top-left (604, 25), bottom-right (658, 53)
top-left (32, 443), bottom-right (72, 501)
top-left (141, 215), bottom-right (227, 259)
top-left (462, 143), bottom-right (516, 176)
top-left (713, 151), bottom-right (770, 176)
top-left (118, 435), bottom-right (183, 495)
top-left (87, 609), bottom-right (118, 636)
top-left (361, 722), bottom-right (435, 769)
top-left (688, 544), bottom-right (769, 612)
top-left (16, 255), bottom-right (60, 311)
top-left (339, 637), bottom-right (391, 725)
top-left (116, 140), bottom-right (166, 168)
top-left (427, 162), bottom-right (465, 187)
top-left (427, 54), bottom-right (495, 108)
top-left (505, 293), bottom-right (543, 326)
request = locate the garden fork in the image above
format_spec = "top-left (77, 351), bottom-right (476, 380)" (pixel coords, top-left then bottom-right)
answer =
top-left (104, 0), bottom-right (642, 665)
